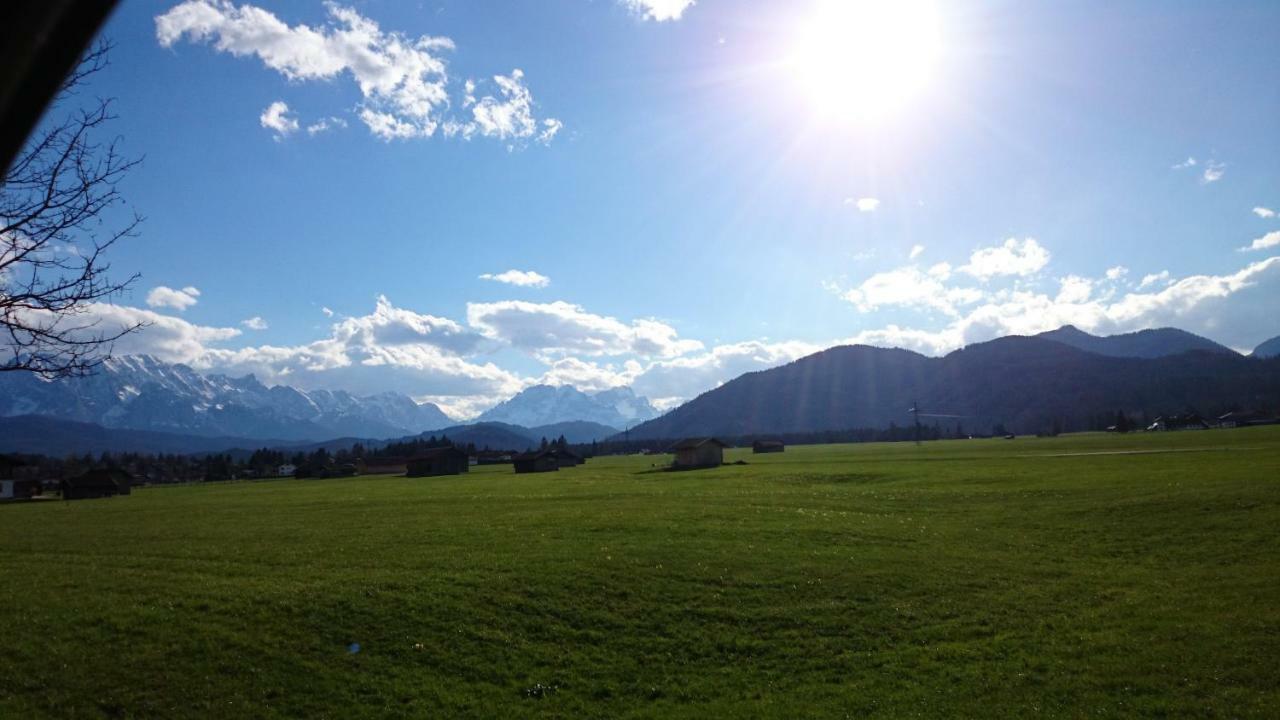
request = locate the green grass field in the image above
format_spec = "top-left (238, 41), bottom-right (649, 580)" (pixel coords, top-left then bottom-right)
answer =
top-left (2, 429), bottom-right (1279, 718)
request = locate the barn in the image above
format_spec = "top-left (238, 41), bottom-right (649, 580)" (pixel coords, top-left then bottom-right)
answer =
top-left (512, 450), bottom-right (559, 474)
top-left (752, 440), bottom-right (785, 454)
top-left (62, 468), bottom-right (132, 500)
top-left (669, 437), bottom-right (730, 469)
top-left (0, 478), bottom-right (41, 501)
top-left (552, 448), bottom-right (584, 468)
top-left (406, 447), bottom-right (470, 477)
top-left (361, 457), bottom-right (409, 476)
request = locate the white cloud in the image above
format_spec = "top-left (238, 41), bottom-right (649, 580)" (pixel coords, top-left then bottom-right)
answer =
top-left (145, 285), bottom-right (201, 311)
top-left (1171, 157), bottom-right (1197, 169)
top-left (1201, 161), bottom-right (1226, 184)
top-left (960, 237), bottom-right (1050, 280)
top-left (1055, 275), bottom-right (1094, 304)
top-left (305, 116), bottom-right (347, 136)
top-left (466, 300), bottom-right (702, 358)
top-left (838, 266), bottom-right (980, 317)
top-left (840, 255), bottom-right (1280, 357)
top-left (1252, 207), bottom-right (1275, 219)
top-left (1138, 270), bottom-right (1170, 290)
top-left (845, 197), bottom-right (880, 212)
top-left (156, 2), bottom-right (558, 145)
top-left (241, 316), bottom-right (268, 330)
top-left (478, 269), bottom-right (550, 288)
top-left (444, 69), bottom-right (562, 146)
top-left (620, 0), bottom-right (696, 22)
top-left (259, 100), bottom-right (298, 139)
top-left (537, 356), bottom-right (641, 392)
top-left (631, 339), bottom-right (820, 403)
top-left (321, 306), bottom-right (335, 318)
top-left (1240, 231), bottom-right (1280, 253)
top-left (1105, 266), bottom-right (1128, 281)
top-left (909, 244), bottom-right (924, 260)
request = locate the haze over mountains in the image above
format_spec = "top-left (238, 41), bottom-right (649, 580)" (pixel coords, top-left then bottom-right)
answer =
top-left (2, 326), bottom-right (1279, 456)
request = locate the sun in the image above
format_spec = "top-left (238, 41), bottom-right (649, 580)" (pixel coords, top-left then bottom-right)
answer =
top-left (789, 0), bottom-right (943, 125)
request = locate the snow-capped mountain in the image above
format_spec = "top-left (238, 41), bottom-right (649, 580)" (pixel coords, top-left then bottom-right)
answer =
top-left (0, 355), bottom-right (453, 441)
top-left (476, 384), bottom-right (659, 429)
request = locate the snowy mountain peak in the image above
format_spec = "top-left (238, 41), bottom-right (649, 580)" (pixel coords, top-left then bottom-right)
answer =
top-left (0, 354), bottom-right (454, 442)
top-left (476, 384), bottom-right (658, 429)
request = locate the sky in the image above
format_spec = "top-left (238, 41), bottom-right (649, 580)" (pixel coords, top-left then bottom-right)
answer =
top-left (30, 0), bottom-right (1280, 417)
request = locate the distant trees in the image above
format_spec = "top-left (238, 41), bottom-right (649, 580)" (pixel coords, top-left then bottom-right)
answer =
top-left (1, 41), bottom-right (142, 378)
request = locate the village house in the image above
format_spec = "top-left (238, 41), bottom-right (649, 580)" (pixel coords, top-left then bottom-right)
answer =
top-left (277, 463), bottom-right (297, 478)
top-left (406, 447), bottom-right (470, 477)
top-left (512, 450), bottom-right (559, 474)
top-left (752, 440), bottom-right (785, 454)
top-left (669, 437), bottom-right (731, 469)
top-left (1, 457), bottom-right (41, 501)
top-left (62, 468), bottom-right (133, 500)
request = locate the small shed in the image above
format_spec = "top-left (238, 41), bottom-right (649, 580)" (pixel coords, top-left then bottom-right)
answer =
top-left (669, 437), bottom-right (730, 469)
top-left (752, 440), bottom-right (785, 454)
top-left (1, 478), bottom-right (41, 500)
top-left (406, 447), bottom-right (470, 477)
top-left (552, 449), bottom-right (584, 468)
top-left (62, 468), bottom-right (132, 500)
top-left (512, 450), bottom-right (559, 474)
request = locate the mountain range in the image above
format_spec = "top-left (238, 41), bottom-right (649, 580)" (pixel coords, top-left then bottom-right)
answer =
top-left (626, 328), bottom-right (1280, 439)
top-left (476, 384), bottom-right (657, 428)
top-left (3, 326), bottom-right (1279, 455)
top-left (0, 355), bottom-right (454, 442)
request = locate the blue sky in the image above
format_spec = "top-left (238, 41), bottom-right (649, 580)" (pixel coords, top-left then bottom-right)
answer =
top-left (49, 0), bottom-right (1280, 416)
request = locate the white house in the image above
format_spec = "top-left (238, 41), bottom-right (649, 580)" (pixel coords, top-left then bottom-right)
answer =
top-left (277, 463), bottom-right (297, 477)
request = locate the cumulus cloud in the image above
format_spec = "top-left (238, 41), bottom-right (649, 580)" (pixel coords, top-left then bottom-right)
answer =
top-left (466, 300), bottom-right (702, 358)
top-left (1105, 266), bottom-right (1128, 281)
top-left (259, 100), bottom-right (298, 139)
top-left (1252, 207), bottom-right (1275, 219)
top-left (840, 255), bottom-right (1280, 357)
top-left (444, 69), bottom-right (561, 146)
top-left (960, 237), bottom-right (1050, 280)
top-left (155, 1), bottom-right (559, 144)
top-left (1201, 161), bottom-right (1226, 184)
top-left (909, 244), bottom-right (924, 260)
top-left (1240, 231), bottom-right (1280, 253)
top-left (240, 316), bottom-right (268, 330)
top-left (620, 0), bottom-right (696, 21)
top-left (845, 197), bottom-right (880, 212)
top-left (838, 266), bottom-right (982, 317)
top-left (146, 286), bottom-right (201, 311)
top-left (478, 269), bottom-right (550, 288)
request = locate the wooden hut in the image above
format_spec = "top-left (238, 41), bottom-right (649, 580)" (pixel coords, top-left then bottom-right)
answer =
top-left (406, 447), bottom-right (470, 477)
top-left (62, 468), bottom-right (132, 500)
top-left (512, 450), bottom-right (559, 474)
top-left (752, 440), bottom-right (785, 454)
top-left (668, 438), bottom-right (730, 469)
top-left (552, 449), bottom-right (584, 468)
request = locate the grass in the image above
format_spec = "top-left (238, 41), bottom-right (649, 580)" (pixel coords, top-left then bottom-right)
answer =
top-left (2, 428), bottom-right (1279, 718)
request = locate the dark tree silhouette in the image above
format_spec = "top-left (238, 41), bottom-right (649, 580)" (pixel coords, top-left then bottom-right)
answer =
top-left (1, 41), bottom-right (142, 378)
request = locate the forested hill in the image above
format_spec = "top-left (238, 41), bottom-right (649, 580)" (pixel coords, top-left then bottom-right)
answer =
top-left (624, 336), bottom-right (1280, 439)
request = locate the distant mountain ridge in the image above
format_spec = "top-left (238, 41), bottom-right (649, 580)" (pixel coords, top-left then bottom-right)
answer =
top-left (1034, 325), bottom-right (1235, 358)
top-left (625, 334), bottom-right (1280, 440)
top-left (476, 384), bottom-right (657, 428)
top-left (0, 355), bottom-right (453, 442)
top-left (1254, 335), bottom-right (1280, 358)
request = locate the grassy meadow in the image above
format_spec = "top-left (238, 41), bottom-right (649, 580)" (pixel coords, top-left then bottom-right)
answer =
top-left (2, 428), bottom-right (1279, 718)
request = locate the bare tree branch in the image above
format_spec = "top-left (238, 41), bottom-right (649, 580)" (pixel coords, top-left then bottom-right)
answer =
top-left (1, 40), bottom-right (145, 378)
